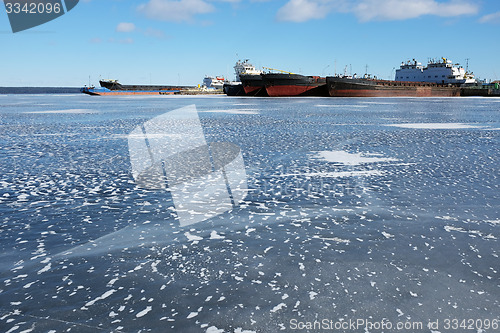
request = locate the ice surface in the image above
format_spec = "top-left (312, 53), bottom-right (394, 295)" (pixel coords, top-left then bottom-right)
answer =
top-left (0, 95), bottom-right (498, 332)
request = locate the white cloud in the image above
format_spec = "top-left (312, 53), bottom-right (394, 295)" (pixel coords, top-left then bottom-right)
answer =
top-left (137, 0), bottom-right (215, 22)
top-left (120, 38), bottom-right (135, 44)
top-left (107, 38), bottom-right (135, 44)
top-left (116, 22), bottom-right (136, 32)
top-left (144, 28), bottom-right (169, 39)
top-left (276, 0), bottom-right (330, 22)
top-left (276, 0), bottom-right (479, 23)
top-left (479, 11), bottom-right (500, 24)
top-left (353, 0), bottom-right (479, 22)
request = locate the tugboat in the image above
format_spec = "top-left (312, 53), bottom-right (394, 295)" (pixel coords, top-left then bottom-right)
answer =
top-left (326, 58), bottom-right (476, 97)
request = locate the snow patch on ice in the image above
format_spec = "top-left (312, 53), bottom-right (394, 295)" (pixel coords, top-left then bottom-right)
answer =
top-left (136, 306), bottom-right (152, 318)
top-left (315, 104), bottom-right (368, 108)
top-left (382, 231), bottom-right (395, 239)
top-left (83, 289), bottom-right (116, 307)
top-left (281, 170), bottom-right (385, 178)
top-left (444, 226), bottom-right (466, 233)
top-left (386, 122), bottom-right (483, 129)
top-left (206, 327), bottom-right (225, 333)
top-left (210, 231), bottom-right (225, 240)
top-left (37, 263), bottom-right (51, 274)
top-left (26, 109), bottom-right (97, 114)
top-left (270, 303), bottom-right (286, 313)
top-left (185, 232), bottom-right (203, 242)
top-left (235, 328), bottom-right (257, 333)
top-left (313, 235), bottom-right (350, 244)
top-left (187, 311), bottom-right (199, 319)
top-left (312, 150), bottom-right (398, 165)
top-left (199, 109), bottom-right (259, 115)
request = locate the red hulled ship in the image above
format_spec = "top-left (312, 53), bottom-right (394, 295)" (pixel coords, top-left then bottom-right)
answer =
top-left (326, 77), bottom-right (461, 97)
top-left (263, 73), bottom-right (328, 97)
top-left (326, 58), bottom-right (475, 97)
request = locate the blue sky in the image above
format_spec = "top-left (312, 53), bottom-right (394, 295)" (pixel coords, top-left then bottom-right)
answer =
top-left (1, 0), bottom-right (500, 86)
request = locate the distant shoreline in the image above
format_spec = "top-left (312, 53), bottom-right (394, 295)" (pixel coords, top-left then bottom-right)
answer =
top-left (0, 87), bottom-right (81, 94)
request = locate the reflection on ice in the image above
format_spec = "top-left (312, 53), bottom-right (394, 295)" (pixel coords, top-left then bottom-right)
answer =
top-left (128, 104), bottom-right (248, 226)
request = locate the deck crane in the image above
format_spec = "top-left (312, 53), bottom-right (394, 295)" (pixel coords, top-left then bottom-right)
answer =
top-left (262, 67), bottom-right (295, 75)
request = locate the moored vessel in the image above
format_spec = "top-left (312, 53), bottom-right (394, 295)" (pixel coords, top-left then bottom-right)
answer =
top-left (202, 76), bottom-right (225, 89)
top-left (240, 73), bottom-right (267, 96)
top-left (80, 86), bottom-right (181, 96)
top-left (223, 59), bottom-right (261, 96)
top-left (223, 82), bottom-right (246, 96)
top-left (326, 76), bottom-right (462, 97)
top-left (229, 60), bottom-right (267, 96)
top-left (81, 79), bottom-right (195, 96)
top-left (99, 79), bottom-right (193, 92)
top-left (461, 81), bottom-right (500, 97)
top-left (262, 70), bottom-right (328, 97)
top-left (327, 58), bottom-right (474, 97)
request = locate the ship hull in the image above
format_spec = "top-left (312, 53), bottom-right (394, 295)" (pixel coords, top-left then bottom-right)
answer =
top-left (326, 77), bottom-right (461, 97)
top-left (461, 83), bottom-right (500, 97)
top-left (263, 74), bottom-right (328, 97)
top-left (223, 83), bottom-right (246, 96)
top-left (99, 80), bottom-right (192, 91)
top-left (81, 87), bottom-right (179, 96)
top-left (240, 74), bottom-right (268, 97)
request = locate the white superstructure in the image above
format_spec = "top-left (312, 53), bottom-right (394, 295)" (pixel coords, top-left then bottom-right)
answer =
top-left (395, 58), bottom-right (475, 84)
top-left (233, 59), bottom-right (262, 82)
top-left (203, 76), bottom-right (225, 89)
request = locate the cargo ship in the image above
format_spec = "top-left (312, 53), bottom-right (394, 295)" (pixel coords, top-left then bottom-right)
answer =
top-left (81, 79), bottom-right (193, 96)
top-left (98, 79), bottom-right (193, 91)
top-left (225, 60), bottom-right (267, 96)
top-left (262, 68), bottom-right (328, 97)
top-left (326, 58), bottom-right (475, 97)
top-left (80, 86), bottom-right (181, 96)
top-left (240, 74), bottom-right (267, 96)
top-left (223, 59), bottom-right (260, 96)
